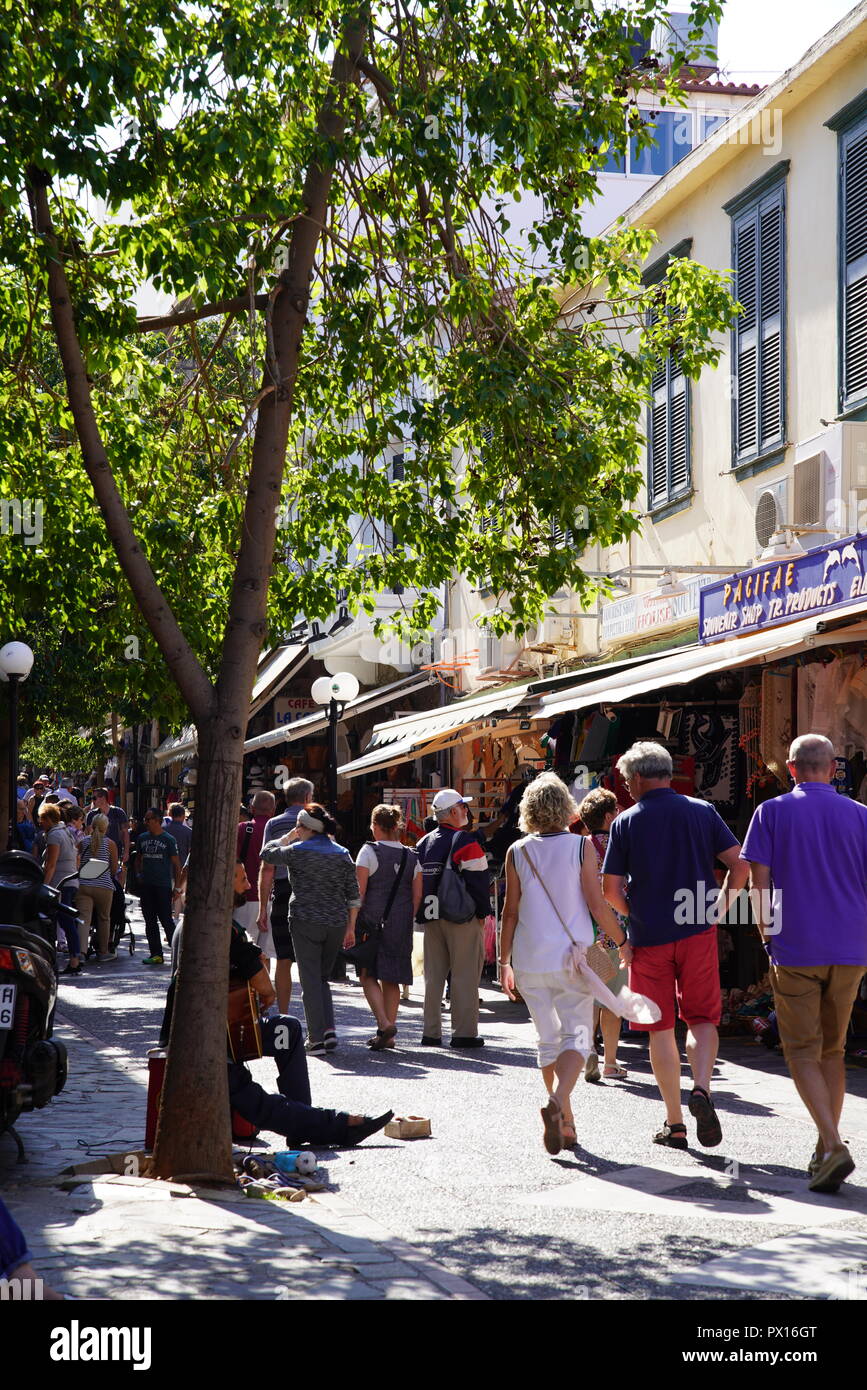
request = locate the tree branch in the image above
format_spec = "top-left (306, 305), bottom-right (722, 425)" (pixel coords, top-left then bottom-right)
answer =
top-left (26, 174), bottom-right (216, 722)
top-left (135, 292), bottom-right (269, 334)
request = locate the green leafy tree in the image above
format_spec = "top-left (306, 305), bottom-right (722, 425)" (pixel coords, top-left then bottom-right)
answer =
top-left (0, 0), bottom-right (734, 1178)
top-left (20, 722), bottom-right (111, 781)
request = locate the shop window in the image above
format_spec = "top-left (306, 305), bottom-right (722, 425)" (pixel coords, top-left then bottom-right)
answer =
top-left (727, 173), bottom-right (786, 466)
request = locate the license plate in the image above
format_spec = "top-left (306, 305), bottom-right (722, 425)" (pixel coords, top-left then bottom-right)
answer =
top-left (0, 982), bottom-right (16, 1030)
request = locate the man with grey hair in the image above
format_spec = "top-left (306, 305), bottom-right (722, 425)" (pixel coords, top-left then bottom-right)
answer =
top-left (603, 741), bottom-right (748, 1151)
top-left (258, 779), bottom-right (314, 1011)
top-left (742, 732), bottom-right (867, 1194)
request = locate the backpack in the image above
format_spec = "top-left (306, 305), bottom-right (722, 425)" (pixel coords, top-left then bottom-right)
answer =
top-left (435, 834), bottom-right (477, 924)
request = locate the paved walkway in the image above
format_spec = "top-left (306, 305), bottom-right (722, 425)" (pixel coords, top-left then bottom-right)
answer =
top-left (4, 915), bottom-right (867, 1301)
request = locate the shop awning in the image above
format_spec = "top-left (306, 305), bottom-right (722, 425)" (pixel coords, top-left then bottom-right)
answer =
top-left (153, 724), bottom-right (197, 769)
top-left (249, 643), bottom-right (309, 716)
top-left (537, 601), bottom-right (867, 721)
top-left (336, 679), bottom-right (541, 778)
top-left (244, 672), bottom-right (437, 753)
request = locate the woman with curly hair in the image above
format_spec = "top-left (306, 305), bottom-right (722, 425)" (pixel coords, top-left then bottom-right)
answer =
top-left (499, 772), bottom-right (628, 1155)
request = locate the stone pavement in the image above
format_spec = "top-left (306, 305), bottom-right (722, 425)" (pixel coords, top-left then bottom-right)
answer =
top-left (5, 915), bottom-right (867, 1301)
top-left (0, 1009), bottom-right (483, 1301)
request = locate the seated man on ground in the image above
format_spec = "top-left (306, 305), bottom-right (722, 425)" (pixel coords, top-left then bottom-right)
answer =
top-left (159, 862), bottom-right (391, 1148)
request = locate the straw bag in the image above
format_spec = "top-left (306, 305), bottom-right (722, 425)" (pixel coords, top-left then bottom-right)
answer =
top-left (521, 841), bottom-right (618, 986)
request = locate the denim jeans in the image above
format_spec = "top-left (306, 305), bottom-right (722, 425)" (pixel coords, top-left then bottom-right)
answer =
top-left (227, 1015), bottom-right (348, 1146)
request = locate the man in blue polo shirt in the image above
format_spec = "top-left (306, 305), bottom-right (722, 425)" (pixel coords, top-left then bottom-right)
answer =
top-left (742, 732), bottom-right (867, 1195)
top-left (603, 741), bottom-right (748, 1152)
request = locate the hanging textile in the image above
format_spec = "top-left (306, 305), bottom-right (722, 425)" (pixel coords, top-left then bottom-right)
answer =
top-left (760, 668), bottom-right (793, 786)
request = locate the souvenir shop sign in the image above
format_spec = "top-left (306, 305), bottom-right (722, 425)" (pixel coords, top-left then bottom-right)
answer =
top-left (601, 574), bottom-right (716, 644)
top-left (699, 534), bottom-right (867, 644)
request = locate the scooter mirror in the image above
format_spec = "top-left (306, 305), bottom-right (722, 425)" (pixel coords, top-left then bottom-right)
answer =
top-left (78, 858), bottom-right (110, 882)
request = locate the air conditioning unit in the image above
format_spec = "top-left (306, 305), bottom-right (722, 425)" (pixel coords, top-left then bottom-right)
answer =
top-left (811, 422), bottom-right (867, 536)
top-left (754, 477), bottom-right (788, 549)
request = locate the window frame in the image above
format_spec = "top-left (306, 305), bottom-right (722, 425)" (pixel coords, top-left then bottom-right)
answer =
top-left (826, 96), bottom-right (867, 414)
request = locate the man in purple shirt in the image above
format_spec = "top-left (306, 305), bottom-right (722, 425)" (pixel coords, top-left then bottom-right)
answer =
top-left (742, 733), bottom-right (867, 1195)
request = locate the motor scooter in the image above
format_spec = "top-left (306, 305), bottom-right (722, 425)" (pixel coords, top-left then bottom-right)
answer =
top-left (0, 850), bottom-right (108, 1161)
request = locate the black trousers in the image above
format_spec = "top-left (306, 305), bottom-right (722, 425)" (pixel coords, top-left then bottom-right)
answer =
top-left (140, 884), bottom-right (175, 957)
top-left (227, 1015), bottom-right (348, 1147)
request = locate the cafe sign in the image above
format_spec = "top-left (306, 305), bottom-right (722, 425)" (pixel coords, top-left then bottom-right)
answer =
top-left (699, 534), bottom-right (867, 644)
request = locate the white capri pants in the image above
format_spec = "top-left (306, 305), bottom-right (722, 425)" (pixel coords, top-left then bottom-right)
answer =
top-left (515, 968), bottom-right (595, 1068)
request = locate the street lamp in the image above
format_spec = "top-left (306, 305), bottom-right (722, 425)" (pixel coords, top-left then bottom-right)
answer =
top-left (0, 642), bottom-right (35, 850)
top-left (311, 671), bottom-right (360, 816)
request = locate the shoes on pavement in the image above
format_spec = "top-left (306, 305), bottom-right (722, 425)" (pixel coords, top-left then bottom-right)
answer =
top-left (341, 1110), bottom-right (394, 1147)
top-left (584, 1052), bottom-right (601, 1083)
top-left (59, 963), bottom-right (83, 976)
top-left (368, 1025), bottom-right (397, 1051)
top-left (98, 951), bottom-right (118, 962)
top-left (451, 1036), bottom-right (484, 1048)
top-left (807, 1141), bottom-right (824, 1177)
top-left (142, 955), bottom-right (164, 966)
top-left (688, 1087), bottom-right (723, 1148)
top-left (808, 1145), bottom-right (855, 1193)
top-left (420, 1036), bottom-right (442, 1046)
top-left (323, 1030), bottom-right (338, 1053)
top-left (305, 1040), bottom-right (327, 1057)
top-left (653, 1121), bottom-right (688, 1150)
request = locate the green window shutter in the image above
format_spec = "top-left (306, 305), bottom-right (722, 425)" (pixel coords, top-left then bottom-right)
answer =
top-left (734, 211), bottom-right (759, 460)
top-left (759, 197), bottom-right (784, 447)
top-left (842, 122), bottom-right (867, 409)
top-left (648, 311), bottom-right (691, 509)
top-left (731, 181), bottom-right (786, 464)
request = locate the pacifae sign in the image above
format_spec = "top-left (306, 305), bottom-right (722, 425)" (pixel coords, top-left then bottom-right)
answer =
top-left (699, 534), bottom-right (867, 644)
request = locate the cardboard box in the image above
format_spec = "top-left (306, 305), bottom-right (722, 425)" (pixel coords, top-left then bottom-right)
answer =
top-left (384, 1115), bottom-right (431, 1139)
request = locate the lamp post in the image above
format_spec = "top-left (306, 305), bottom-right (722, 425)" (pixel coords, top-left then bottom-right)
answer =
top-left (311, 672), bottom-right (360, 817)
top-left (0, 642), bottom-right (35, 850)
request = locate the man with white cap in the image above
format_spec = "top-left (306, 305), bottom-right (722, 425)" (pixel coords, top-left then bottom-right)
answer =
top-left (416, 789), bottom-right (491, 1048)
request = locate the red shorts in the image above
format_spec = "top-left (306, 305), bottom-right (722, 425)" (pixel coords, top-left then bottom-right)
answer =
top-left (628, 926), bottom-right (721, 1033)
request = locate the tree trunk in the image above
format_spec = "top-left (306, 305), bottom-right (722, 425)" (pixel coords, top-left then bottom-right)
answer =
top-left (25, 15), bottom-right (369, 1182)
top-left (151, 719), bottom-right (241, 1180)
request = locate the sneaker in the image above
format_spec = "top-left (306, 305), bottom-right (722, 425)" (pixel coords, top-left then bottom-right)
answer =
top-left (305, 1040), bottom-right (326, 1057)
top-left (808, 1145), bottom-right (855, 1193)
top-left (584, 1052), bottom-right (601, 1083)
top-left (98, 951), bottom-right (118, 962)
top-left (323, 1031), bottom-right (338, 1053)
top-left (450, 1036), bottom-right (485, 1049)
top-left (142, 955), bottom-right (165, 967)
top-left (807, 1141), bottom-right (823, 1177)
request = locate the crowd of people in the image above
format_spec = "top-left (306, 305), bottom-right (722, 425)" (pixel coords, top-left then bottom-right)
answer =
top-left (13, 731), bottom-right (867, 1201)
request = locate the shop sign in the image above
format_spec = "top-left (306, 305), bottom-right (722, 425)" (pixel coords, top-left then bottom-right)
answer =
top-left (699, 534), bottom-right (867, 644)
top-left (273, 696), bottom-right (317, 725)
top-left (601, 574), bottom-right (716, 644)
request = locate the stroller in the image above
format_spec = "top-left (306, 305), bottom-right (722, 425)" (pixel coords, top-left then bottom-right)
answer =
top-left (84, 878), bottom-right (137, 959)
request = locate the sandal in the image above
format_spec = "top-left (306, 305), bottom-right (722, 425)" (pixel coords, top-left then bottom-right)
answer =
top-left (367, 1024), bottom-right (397, 1051)
top-left (603, 1064), bottom-right (628, 1079)
top-left (688, 1087), bottom-right (723, 1148)
top-left (653, 1121), bottom-right (688, 1150)
top-left (560, 1118), bottom-right (577, 1146)
top-left (541, 1096), bottom-right (563, 1155)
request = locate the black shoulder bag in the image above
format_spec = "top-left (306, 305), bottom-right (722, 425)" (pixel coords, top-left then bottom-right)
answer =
top-left (342, 845), bottom-right (409, 971)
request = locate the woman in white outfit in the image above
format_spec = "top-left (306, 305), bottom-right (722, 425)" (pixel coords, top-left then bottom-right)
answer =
top-left (499, 773), bottom-right (629, 1154)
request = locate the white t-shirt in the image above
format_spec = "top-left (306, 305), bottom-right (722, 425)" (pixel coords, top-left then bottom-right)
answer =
top-left (356, 842), bottom-right (422, 877)
top-left (54, 787), bottom-right (78, 804)
top-left (511, 832), bottom-right (594, 975)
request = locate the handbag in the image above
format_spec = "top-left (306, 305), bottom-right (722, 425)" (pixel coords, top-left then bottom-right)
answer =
top-left (521, 840), bottom-right (618, 986)
top-left (342, 846), bottom-right (408, 970)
